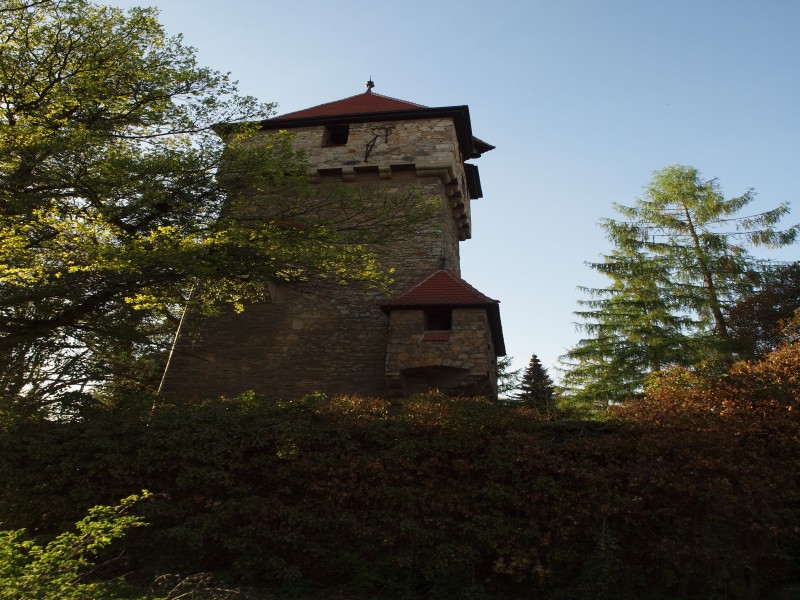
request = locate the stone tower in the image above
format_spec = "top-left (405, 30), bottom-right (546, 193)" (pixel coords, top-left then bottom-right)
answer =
top-left (159, 84), bottom-right (505, 401)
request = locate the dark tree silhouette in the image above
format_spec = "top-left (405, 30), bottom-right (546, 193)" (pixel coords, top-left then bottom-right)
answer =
top-left (517, 354), bottom-right (555, 412)
top-left (728, 262), bottom-right (800, 359)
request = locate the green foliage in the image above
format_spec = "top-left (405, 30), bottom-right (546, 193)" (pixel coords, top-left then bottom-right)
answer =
top-left (0, 0), bottom-right (265, 409)
top-left (562, 164), bottom-right (799, 409)
top-left (1, 339), bottom-right (800, 599)
top-left (495, 355), bottom-right (521, 398)
top-left (0, 0), bottom-right (432, 412)
top-left (0, 492), bottom-right (149, 599)
top-left (516, 354), bottom-right (556, 412)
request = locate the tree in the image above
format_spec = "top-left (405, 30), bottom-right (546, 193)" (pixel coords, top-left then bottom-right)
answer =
top-left (727, 262), bottom-right (800, 359)
top-left (0, 0), bottom-right (428, 412)
top-left (561, 165), bottom-right (799, 408)
top-left (560, 230), bottom-right (698, 407)
top-left (516, 354), bottom-right (555, 412)
top-left (496, 355), bottom-right (521, 399)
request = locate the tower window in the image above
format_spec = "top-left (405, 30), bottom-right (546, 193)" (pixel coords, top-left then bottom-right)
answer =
top-left (425, 308), bottom-right (452, 331)
top-left (323, 124), bottom-right (349, 146)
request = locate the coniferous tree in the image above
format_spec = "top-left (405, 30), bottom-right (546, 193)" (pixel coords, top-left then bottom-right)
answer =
top-left (517, 354), bottom-right (555, 412)
top-left (561, 165), bottom-right (799, 409)
top-left (496, 356), bottom-right (521, 399)
top-left (561, 227), bottom-right (699, 406)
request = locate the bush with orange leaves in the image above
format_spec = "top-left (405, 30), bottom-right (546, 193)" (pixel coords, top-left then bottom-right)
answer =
top-left (608, 325), bottom-right (800, 599)
top-left (616, 316), bottom-right (800, 429)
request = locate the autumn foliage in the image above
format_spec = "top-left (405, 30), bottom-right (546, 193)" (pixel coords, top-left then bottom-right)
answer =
top-left (1, 340), bottom-right (799, 599)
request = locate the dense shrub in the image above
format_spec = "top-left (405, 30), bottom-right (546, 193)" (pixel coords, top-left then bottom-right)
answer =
top-left (1, 343), bottom-right (799, 599)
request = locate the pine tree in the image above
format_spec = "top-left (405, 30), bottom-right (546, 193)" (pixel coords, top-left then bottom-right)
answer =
top-left (517, 354), bottom-right (555, 412)
top-left (561, 165), bottom-right (799, 408)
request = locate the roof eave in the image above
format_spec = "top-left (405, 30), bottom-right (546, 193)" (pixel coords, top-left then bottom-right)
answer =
top-left (379, 301), bottom-right (498, 312)
top-left (487, 304), bottom-right (506, 356)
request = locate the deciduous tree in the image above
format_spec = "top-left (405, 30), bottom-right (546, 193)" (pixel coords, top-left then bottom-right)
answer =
top-left (728, 262), bottom-right (800, 359)
top-left (496, 355), bottom-right (521, 399)
top-left (0, 0), bottom-right (427, 411)
top-left (0, 492), bottom-right (149, 599)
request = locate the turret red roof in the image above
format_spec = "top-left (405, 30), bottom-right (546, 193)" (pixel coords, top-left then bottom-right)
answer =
top-left (381, 268), bottom-right (498, 308)
top-left (273, 91), bottom-right (425, 120)
top-left (381, 268), bottom-right (506, 356)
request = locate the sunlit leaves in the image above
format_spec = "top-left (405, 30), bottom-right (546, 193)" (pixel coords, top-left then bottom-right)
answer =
top-left (0, 0), bottom-right (430, 408)
top-left (0, 492), bottom-right (150, 599)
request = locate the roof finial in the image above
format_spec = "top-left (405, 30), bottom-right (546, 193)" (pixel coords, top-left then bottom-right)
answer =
top-left (365, 77), bottom-right (375, 93)
top-left (439, 256), bottom-right (447, 270)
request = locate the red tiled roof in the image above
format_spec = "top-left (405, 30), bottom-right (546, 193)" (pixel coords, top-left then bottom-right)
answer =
top-left (249, 91), bottom-right (495, 164)
top-left (272, 91), bottom-right (426, 120)
top-left (381, 268), bottom-right (498, 308)
top-left (381, 268), bottom-right (506, 356)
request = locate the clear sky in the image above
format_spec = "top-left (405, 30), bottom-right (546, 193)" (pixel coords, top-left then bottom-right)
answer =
top-left (107, 0), bottom-right (800, 379)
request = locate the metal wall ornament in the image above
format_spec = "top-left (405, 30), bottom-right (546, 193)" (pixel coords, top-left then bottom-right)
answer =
top-left (364, 126), bottom-right (394, 162)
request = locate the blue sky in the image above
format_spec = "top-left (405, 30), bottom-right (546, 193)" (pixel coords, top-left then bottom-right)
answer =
top-left (107, 0), bottom-right (800, 378)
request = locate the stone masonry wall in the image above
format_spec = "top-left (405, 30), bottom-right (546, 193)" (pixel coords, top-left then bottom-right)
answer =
top-left (286, 116), bottom-right (472, 243)
top-left (290, 117), bottom-right (462, 170)
top-left (384, 308), bottom-right (497, 399)
top-left (159, 114), bottom-right (484, 401)
top-left (160, 283), bottom-right (391, 400)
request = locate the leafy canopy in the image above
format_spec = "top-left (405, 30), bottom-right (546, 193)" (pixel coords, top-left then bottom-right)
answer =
top-left (0, 0), bottom-right (429, 411)
top-left (727, 262), bottom-right (800, 359)
top-left (496, 355), bottom-right (521, 398)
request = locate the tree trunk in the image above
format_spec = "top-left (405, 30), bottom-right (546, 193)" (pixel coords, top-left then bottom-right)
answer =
top-left (682, 204), bottom-right (730, 343)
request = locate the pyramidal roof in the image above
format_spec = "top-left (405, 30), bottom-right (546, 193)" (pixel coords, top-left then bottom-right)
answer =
top-left (381, 268), bottom-right (505, 356)
top-left (381, 268), bottom-right (498, 308)
top-left (252, 84), bottom-right (495, 159)
top-left (273, 91), bottom-right (426, 120)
